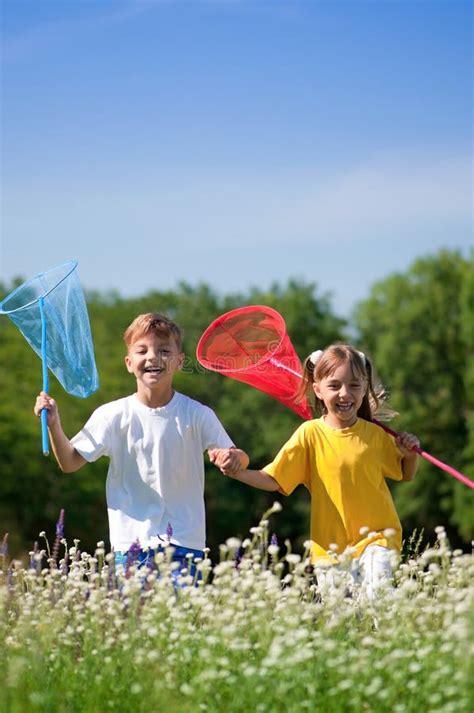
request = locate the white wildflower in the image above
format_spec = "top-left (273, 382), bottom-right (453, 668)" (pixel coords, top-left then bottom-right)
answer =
top-left (225, 537), bottom-right (242, 549)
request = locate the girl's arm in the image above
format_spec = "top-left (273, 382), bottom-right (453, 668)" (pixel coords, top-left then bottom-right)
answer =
top-left (208, 449), bottom-right (279, 490)
top-left (228, 468), bottom-right (281, 492)
top-left (396, 432), bottom-right (420, 482)
top-left (34, 392), bottom-right (87, 473)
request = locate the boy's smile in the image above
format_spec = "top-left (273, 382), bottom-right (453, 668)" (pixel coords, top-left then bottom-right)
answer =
top-left (125, 332), bottom-right (184, 406)
top-left (313, 361), bottom-right (367, 429)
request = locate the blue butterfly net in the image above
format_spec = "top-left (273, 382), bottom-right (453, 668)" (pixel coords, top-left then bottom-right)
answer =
top-left (0, 260), bottom-right (99, 398)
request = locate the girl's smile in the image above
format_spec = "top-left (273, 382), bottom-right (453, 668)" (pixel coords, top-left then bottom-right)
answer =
top-left (313, 361), bottom-right (367, 429)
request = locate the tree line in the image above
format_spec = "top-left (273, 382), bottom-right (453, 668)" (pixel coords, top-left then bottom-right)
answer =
top-left (0, 249), bottom-right (472, 559)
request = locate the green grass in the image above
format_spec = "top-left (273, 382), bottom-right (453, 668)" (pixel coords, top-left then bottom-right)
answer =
top-left (1, 511), bottom-right (472, 713)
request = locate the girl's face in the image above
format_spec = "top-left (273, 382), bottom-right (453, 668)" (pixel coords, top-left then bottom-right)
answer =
top-left (312, 360), bottom-right (367, 429)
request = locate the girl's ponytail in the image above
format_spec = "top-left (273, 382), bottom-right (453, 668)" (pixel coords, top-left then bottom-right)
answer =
top-left (295, 354), bottom-right (318, 413)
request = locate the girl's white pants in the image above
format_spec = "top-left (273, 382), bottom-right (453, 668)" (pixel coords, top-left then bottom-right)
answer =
top-left (315, 545), bottom-right (395, 601)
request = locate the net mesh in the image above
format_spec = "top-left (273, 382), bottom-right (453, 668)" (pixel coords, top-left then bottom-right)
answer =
top-left (0, 261), bottom-right (99, 398)
top-left (196, 305), bottom-right (312, 419)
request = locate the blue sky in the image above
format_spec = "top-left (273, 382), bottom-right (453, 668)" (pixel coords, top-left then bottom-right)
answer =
top-left (1, 0), bottom-right (472, 318)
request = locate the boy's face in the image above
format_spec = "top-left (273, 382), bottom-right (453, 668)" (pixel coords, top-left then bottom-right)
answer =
top-left (125, 331), bottom-right (184, 391)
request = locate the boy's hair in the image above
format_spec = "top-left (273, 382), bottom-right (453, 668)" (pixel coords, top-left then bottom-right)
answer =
top-left (123, 313), bottom-right (183, 351)
top-left (297, 343), bottom-right (394, 421)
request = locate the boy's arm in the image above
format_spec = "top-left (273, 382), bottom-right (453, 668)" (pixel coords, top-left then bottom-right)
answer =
top-left (34, 392), bottom-right (87, 473)
top-left (396, 432), bottom-right (420, 482)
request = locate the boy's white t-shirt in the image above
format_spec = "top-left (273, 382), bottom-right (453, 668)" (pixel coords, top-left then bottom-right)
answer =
top-left (70, 392), bottom-right (234, 552)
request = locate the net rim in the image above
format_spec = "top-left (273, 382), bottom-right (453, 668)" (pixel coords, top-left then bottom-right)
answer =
top-left (196, 304), bottom-right (287, 374)
top-left (0, 260), bottom-right (78, 315)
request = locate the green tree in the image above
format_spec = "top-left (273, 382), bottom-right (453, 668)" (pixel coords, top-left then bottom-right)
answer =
top-left (354, 250), bottom-right (473, 543)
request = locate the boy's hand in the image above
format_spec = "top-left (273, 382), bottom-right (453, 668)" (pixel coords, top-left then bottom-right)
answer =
top-left (34, 391), bottom-right (60, 427)
top-left (209, 448), bottom-right (247, 476)
top-left (396, 432), bottom-right (420, 457)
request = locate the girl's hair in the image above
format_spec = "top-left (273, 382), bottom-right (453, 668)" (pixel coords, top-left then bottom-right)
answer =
top-left (123, 313), bottom-right (183, 351)
top-left (297, 343), bottom-right (395, 421)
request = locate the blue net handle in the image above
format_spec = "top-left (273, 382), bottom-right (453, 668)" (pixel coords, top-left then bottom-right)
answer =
top-left (38, 296), bottom-right (50, 456)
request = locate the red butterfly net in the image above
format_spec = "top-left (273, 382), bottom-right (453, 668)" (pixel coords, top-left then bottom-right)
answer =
top-left (196, 305), bottom-right (312, 420)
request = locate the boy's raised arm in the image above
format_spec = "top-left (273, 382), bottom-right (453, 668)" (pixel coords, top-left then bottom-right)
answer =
top-left (34, 392), bottom-right (87, 473)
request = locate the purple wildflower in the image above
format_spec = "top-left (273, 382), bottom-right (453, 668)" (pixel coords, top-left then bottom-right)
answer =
top-left (30, 540), bottom-right (39, 571)
top-left (166, 522), bottom-right (173, 543)
top-left (270, 533), bottom-right (278, 547)
top-left (125, 538), bottom-right (141, 578)
top-left (1, 533), bottom-right (8, 558)
top-left (51, 509), bottom-right (65, 567)
top-left (234, 547), bottom-right (243, 570)
top-left (0, 533), bottom-right (8, 572)
top-left (55, 509), bottom-right (65, 539)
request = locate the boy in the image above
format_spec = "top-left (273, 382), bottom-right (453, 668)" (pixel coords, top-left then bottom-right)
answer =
top-left (34, 312), bottom-right (248, 571)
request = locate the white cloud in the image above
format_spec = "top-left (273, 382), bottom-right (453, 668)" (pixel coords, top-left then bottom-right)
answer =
top-left (127, 151), bottom-right (472, 247)
top-left (3, 152), bottom-right (471, 254)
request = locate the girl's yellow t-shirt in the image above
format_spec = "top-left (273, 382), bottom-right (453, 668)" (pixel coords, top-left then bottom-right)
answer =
top-left (264, 417), bottom-right (403, 563)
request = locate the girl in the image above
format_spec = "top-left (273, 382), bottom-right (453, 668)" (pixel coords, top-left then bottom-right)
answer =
top-left (211, 344), bottom-right (419, 599)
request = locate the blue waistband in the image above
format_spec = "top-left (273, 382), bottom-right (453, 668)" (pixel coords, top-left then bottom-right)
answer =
top-left (115, 544), bottom-right (204, 559)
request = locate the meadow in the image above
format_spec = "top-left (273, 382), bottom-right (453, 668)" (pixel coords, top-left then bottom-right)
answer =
top-left (1, 506), bottom-right (472, 713)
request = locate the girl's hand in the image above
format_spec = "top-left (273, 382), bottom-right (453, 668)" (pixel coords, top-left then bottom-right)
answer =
top-left (396, 431), bottom-right (420, 456)
top-left (34, 391), bottom-right (60, 427)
